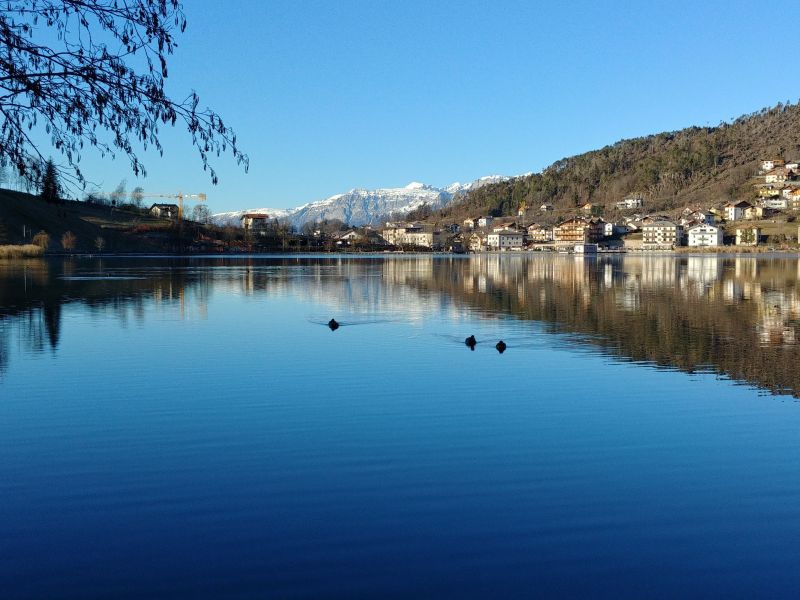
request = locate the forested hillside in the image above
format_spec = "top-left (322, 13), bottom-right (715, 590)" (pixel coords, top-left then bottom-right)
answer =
top-left (441, 102), bottom-right (800, 220)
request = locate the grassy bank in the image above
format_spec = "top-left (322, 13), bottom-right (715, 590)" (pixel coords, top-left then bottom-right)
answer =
top-left (0, 244), bottom-right (45, 258)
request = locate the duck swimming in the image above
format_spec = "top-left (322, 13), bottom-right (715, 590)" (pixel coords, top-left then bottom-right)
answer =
top-left (328, 318), bottom-right (339, 331)
top-left (465, 334), bottom-right (477, 350)
top-left (495, 340), bottom-right (507, 354)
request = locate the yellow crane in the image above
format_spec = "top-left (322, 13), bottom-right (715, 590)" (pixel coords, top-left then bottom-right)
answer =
top-left (100, 189), bottom-right (207, 220)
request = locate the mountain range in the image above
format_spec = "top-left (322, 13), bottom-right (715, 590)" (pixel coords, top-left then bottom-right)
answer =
top-left (212, 176), bottom-right (509, 229)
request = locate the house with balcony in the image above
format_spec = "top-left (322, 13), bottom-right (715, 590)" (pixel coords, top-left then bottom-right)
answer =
top-left (527, 223), bottom-right (553, 243)
top-left (553, 217), bottom-right (605, 246)
top-left (642, 221), bottom-right (683, 248)
top-left (468, 232), bottom-right (485, 252)
top-left (687, 224), bottom-right (723, 247)
top-left (240, 213), bottom-right (271, 235)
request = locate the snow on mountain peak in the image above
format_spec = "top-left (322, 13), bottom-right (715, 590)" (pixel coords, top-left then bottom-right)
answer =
top-left (211, 174), bottom-right (511, 229)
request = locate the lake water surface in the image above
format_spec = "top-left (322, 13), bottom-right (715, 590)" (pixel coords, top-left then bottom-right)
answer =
top-left (2, 254), bottom-right (800, 598)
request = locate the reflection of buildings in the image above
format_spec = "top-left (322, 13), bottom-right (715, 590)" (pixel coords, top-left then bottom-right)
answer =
top-left (5, 254), bottom-right (800, 395)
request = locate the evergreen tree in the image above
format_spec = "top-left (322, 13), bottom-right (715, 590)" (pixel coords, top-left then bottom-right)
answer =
top-left (40, 159), bottom-right (60, 203)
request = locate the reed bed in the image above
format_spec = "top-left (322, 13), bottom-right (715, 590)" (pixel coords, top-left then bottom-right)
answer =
top-left (0, 244), bottom-right (45, 258)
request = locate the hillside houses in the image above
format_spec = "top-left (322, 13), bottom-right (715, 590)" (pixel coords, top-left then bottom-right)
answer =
top-left (761, 159), bottom-right (785, 172)
top-left (765, 168), bottom-right (792, 184)
top-left (615, 197), bottom-right (644, 210)
top-left (379, 155), bottom-right (800, 253)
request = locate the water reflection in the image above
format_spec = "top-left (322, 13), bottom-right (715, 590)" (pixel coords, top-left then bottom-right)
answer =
top-left (2, 255), bottom-right (800, 396)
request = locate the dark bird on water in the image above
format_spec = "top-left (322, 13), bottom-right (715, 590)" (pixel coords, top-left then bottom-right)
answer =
top-left (465, 334), bottom-right (477, 350)
top-left (328, 319), bottom-right (339, 331)
top-left (495, 340), bottom-right (507, 354)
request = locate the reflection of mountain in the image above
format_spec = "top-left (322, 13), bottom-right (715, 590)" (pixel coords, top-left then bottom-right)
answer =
top-left (2, 256), bottom-right (800, 397)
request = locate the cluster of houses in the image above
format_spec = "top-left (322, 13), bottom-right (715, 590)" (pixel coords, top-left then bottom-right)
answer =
top-left (230, 158), bottom-right (800, 251)
top-left (756, 158), bottom-right (800, 208)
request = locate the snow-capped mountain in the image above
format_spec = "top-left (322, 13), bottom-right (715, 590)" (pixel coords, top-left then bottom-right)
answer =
top-left (212, 207), bottom-right (294, 228)
top-left (211, 175), bottom-right (508, 229)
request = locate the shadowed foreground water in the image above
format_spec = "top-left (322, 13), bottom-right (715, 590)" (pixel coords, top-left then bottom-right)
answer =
top-left (1, 254), bottom-right (799, 598)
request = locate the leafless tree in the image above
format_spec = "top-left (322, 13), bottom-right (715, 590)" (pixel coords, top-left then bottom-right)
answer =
top-left (0, 1), bottom-right (248, 188)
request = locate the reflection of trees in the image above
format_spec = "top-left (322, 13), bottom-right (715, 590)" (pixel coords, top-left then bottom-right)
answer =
top-left (0, 257), bottom-right (214, 374)
top-left (392, 255), bottom-right (800, 397)
top-left (4, 255), bottom-right (800, 397)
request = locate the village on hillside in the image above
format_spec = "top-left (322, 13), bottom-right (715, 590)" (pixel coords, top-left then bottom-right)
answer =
top-left (236, 158), bottom-right (800, 253)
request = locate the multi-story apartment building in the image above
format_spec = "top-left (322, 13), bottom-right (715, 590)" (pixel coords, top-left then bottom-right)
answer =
top-left (553, 217), bottom-right (604, 245)
top-left (642, 221), bottom-right (683, 248)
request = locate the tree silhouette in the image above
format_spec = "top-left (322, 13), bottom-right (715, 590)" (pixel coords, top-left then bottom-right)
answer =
top-left (40, 159), bottom-right (60, 203)
top-left (0, 1), bottom-right (248, 188)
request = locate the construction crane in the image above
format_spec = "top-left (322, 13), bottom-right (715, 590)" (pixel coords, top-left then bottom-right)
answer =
top-left (98, 189), bottom-right (207, 220)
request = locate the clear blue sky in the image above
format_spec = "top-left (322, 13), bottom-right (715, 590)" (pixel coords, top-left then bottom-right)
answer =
top-left (69, 0), bottom-right (800, 213)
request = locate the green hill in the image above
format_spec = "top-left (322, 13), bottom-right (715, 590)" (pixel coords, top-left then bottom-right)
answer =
top-left (0, 188), bottom-right (200, 252)
top-left (439, 102), bottom-right (800, 222)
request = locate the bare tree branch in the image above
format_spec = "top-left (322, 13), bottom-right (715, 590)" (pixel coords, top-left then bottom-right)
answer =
top-left (0, 0), bottom-right (249, 189)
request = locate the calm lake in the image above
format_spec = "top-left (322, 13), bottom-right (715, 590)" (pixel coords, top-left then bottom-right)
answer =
top-left (2, 254), bottom-right (800, 598)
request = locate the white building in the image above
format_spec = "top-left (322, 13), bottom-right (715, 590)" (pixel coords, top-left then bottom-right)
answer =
top-left (642, 221), bottom-right (683, 248)
top-left (477, 216), bottom-right (494, 228)
top-left (763, 197), bottom-right (788, 210)
top-left (761, 159), bottom-right (784, 172)
top-left (765, 168), bottom-right (788, 184)
top-left (724, 201), bottom-right (751, 221)
top-left (240, 213), bottom-right (271, 235)
top-left (486, 230), bottom-right (524, 251)
top-left (150, 203), bottom-right (180, 219)
top-left (687, 224), bottom-right (723, 247)
top-left (615, 197), bottom-right (644, 210)
top-left (381, 225), bottom-right (443, 248)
